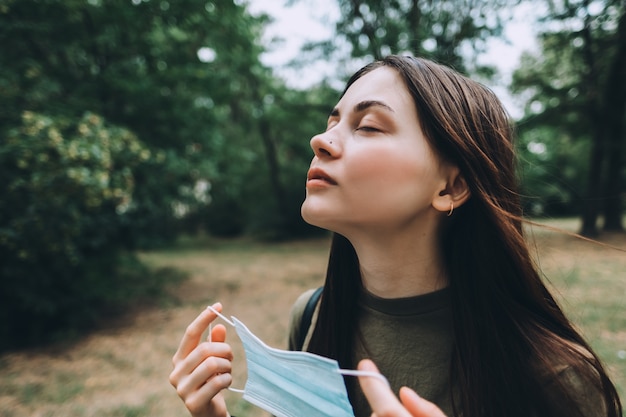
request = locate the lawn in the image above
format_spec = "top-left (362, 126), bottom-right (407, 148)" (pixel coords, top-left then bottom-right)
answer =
top-left (0, 220), bottom-right (624, 417)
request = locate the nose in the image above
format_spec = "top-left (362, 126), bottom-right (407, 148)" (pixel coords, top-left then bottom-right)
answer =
top-left (310, 131), bottom-right (339, 158)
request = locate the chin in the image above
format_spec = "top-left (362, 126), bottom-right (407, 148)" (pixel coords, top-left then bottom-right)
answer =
top-left (300, 204), bottom-right (319, 227)
top-left (301, 204), bottom-right (333, 231)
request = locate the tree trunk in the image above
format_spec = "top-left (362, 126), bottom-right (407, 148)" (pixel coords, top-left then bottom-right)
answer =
top-left (581, 129), bottom-right (606, 237)
top-left (579, 4), bottom-right (605, 237)
top-left (603, 133), bottom-right (625, 231)
top-left (258, 117), bottom-right (288, 222)
top-left (408, 0), bottom-right (422, 54)
top-left (601, 8), bottom-right (626, 232)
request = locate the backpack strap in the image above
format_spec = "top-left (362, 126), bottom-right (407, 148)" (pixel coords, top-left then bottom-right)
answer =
top-left (296, 286), bottom-right (323, 351)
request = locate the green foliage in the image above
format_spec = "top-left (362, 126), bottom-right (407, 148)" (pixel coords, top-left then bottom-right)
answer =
top-left (0, 112), bottom-right (168, 349)
top-left (516, 125), bottom-right (590, 215)
top-left (512, 35), bottom-right (593, 216)
top-left (302, 0), bottom-right (513, 76)
top-left (0, 0), bottom-right (331, 347)
top-left (511, 0), bottom-right (626, 230)
top-left (238, 83), bottom-right (340, 239)
top-left (0, 0), bottom-right (274, 243)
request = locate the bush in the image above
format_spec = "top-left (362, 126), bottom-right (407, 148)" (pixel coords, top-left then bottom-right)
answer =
top-left (0, 112), bottom-right (165, 350)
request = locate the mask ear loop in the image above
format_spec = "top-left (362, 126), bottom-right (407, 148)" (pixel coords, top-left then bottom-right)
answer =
top-left (206, 305), bottom-right (245, 393)
top-left (207, 305), bottom-right (235, 326)
top-left (338, 369), bottom-right (390, 387)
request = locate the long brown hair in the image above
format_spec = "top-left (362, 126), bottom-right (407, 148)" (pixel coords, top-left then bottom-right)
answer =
top-left (307, 56), bottom-right (622, 417)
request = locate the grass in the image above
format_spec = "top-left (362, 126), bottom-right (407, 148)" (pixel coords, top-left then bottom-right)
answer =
top-left (0, 221), bottom-right (624, 416)
top-left (525, 219), bottom-right (626, 403)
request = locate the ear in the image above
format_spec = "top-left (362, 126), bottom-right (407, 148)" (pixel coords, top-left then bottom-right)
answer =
top-left (432, 166), bottom-right (471, 215)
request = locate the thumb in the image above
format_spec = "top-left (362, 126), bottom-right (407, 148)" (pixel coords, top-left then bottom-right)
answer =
top-left (357, 359), bottom-right (409, 417)
top-left (399, 387), bottom-right (447, 417)
top-left (210, 323), bottom-right (227, 343)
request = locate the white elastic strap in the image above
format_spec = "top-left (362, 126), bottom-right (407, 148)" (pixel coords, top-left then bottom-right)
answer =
top-left (339, 369), bottom-right (390, 387)
top-left (207, 305), bottom-right (235, 326)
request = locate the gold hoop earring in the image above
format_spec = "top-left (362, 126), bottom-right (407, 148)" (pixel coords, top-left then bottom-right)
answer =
top-left (447, 202), bottom-right (454, 217)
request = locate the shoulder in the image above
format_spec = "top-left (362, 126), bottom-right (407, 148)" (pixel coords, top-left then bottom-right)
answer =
top-left (287, 288), bottom-right (320, 351)
top-left (539, 344), bottom-right (608, 417)
top-left (288, 288), bottom-right (318, 329)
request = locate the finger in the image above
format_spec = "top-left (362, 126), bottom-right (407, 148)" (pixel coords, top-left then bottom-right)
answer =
top-left (357, 359), bottom-right (409, 417)
top-left (210, 324), bottom-right (227, 343)
top-left (179, 340), bottom-right (234, 372)
top-left (182, 372), bottom-right (232, 415)
top-left (176, 355), bottom-right (233, 398)
top-left (171, 339), bottom-right (234, 385)
top-left (399, 387), bottom-right (447, 417)
top-left (173, 302), bottom-right (223, 362)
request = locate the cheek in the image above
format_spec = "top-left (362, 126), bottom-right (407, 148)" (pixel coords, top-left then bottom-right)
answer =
top-left (346, 147), bottom-right (437, 191)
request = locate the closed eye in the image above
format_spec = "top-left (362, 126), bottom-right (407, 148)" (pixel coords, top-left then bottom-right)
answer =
top-left (356, 126), bottom-right (381, 133)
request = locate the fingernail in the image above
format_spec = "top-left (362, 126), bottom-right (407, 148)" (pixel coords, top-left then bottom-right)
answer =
top-left (400, 386), bottom-right (420, 400)
top-left (358, 359), bottom-right (376, 372)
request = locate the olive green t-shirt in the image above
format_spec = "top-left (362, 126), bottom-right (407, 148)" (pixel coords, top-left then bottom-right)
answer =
top-left (288, 287), bottom-right (455, 416)
top-left (288, 287), bottom-right (607, 417)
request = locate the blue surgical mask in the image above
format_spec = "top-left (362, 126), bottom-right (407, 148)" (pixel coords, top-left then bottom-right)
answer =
top-left (208, 306), bottom-right (388, 417)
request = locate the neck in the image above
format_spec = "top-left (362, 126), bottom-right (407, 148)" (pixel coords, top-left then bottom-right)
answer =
top-left (346, 224), bottom-right (448, 299)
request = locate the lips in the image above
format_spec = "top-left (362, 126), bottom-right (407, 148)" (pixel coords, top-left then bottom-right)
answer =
top-left (307, 167), bottom-right (337, 185)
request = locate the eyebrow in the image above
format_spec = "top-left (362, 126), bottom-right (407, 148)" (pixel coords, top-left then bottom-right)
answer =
top-left (329, 100), bottom-right (395, 118)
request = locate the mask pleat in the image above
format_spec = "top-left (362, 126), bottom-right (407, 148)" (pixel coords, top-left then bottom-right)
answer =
top-left (233, 317), bottom-right (355, 417)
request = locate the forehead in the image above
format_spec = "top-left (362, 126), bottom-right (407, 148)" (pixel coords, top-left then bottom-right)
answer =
top-left (337, 67), bottom-right (414, 113)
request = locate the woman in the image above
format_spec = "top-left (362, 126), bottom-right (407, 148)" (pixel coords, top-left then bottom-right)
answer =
top-left (169, 55), bottom-right (622, 417)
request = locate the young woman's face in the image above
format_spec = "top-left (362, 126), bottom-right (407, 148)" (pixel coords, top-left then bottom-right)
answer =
top-left (301, 67), bottom-right (450, 236)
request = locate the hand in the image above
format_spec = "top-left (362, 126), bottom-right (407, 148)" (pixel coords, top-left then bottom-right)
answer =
top-left (357, 359), bottom-right (447, 417)
top-left (169, 303), bottom-right (234, 417)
